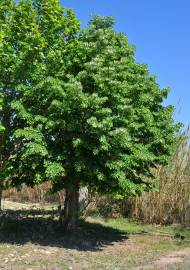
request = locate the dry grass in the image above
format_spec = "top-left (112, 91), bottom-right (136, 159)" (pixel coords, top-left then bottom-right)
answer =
top-left (128, 128), bottom-right (190, 225)
top-left (3, 182), bottom-right (63, 204)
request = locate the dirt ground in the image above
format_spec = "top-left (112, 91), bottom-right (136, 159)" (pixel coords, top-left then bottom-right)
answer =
top-left (134, 248), bottom-right (190, 270)
top-left (0, 200), bottom-right (189, 270)
top-left (0, 237), bottom-right (190, 270)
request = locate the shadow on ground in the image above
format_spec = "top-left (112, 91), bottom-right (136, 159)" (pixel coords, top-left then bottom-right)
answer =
top-left (0, 209), bottom-right (128, 251)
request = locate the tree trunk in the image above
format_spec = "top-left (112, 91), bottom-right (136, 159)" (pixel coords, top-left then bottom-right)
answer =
top-left (0, 189), bottom-right (2, 211)
top-left (79, 187), bottom-right (88, 215)
top-left (60, 187), bottom-right (79, 231)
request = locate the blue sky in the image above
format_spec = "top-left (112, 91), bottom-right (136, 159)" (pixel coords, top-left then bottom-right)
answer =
top-left (62, 0), bottom-right (190, 129)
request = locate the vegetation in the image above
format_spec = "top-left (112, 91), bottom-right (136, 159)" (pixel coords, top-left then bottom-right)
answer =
top-left (0, 0), bottom-right (179, 230)
top-left (4, 128), bottom-right (190, 228)
top-left (0, 0), bottom-right (79, 218)
top-left (0, 0), bottom-right (79, 209)
top-left (128, 129), bottom-right (190, 225)
top-left (3, 127), bottom-right (190, 230)
top-left (0, 1), bottom-right (189, 268)
top-left (78, 129), bottom-right (190, 226)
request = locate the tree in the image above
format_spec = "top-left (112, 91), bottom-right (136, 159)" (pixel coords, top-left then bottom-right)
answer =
top-left (0, 0), bottom-right (47, 209)
top-left (10, 12), bottom-right (179, 229)
top-left (0, 0), bottom-right (79, 209)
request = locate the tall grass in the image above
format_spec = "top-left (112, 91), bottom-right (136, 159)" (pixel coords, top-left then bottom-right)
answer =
top-left (129, 128), bottom-right (190, 225)
top-left (3, 182), bottom-right (62, 204)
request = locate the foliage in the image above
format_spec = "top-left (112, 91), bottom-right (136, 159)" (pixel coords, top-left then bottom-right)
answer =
top-left (9, 11), bottom-right (179, 197)
top-left (0, 0), bottom-right (44, 190)
top-left (0, 0), bottom-right (79, 191)
top-left (127, 128), bottom-right (190, 225)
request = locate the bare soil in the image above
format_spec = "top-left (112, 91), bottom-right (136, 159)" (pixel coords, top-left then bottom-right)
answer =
top-left (135, 248), bottom-right (190, 270)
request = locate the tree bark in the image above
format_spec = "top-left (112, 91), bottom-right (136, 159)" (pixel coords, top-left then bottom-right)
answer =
top-left (60, 187), bottom-right (79, 231)
top-left (79, 187), bottom-right (88, 215)
top-left (0, 189), bottom-right (2, 211)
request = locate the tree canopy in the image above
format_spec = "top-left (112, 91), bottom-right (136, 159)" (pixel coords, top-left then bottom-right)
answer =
top-left (0, 0), bottom-right (179, 227)
top-left (11, 14), bottom-right (178, 193)
top-left (0, 0), bottom-right (79, 192)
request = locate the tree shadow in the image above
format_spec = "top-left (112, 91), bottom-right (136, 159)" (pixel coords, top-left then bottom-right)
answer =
top-left (0, 209), bottom-right (128, 251)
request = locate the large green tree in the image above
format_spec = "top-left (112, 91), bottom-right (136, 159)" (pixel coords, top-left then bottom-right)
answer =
top-left (0, 0), bottom-right (79, 209)
top-left (11, 14), bottom-right (179, 230)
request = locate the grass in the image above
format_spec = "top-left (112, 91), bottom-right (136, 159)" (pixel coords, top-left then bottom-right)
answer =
top-left (0, 201), bottom-right (189, 269)
top-left (97, 216), bottom-right (190, 236)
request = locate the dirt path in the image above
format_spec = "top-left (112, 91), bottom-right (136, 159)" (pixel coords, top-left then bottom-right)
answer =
top-left (135, 248), bottom-right (190, 270)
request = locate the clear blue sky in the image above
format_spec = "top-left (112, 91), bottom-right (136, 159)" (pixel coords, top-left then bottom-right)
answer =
top-left (62, 0), bottom-right (190, 129)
